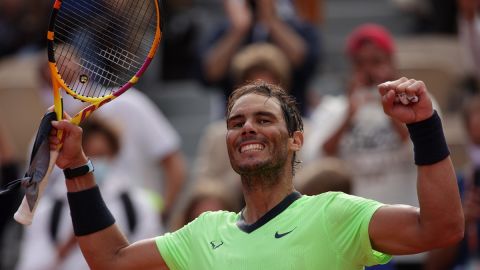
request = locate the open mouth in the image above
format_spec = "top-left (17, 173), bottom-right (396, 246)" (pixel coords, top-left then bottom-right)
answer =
top-left (240, 143), bottom-right (265, 153)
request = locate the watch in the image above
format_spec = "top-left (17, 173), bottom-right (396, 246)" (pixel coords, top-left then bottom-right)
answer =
top-left (63, 159), bottom-right (94, 179)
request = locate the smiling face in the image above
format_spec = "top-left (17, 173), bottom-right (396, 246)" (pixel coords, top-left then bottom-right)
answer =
top-left (226, 93), bottom-right (294, 177)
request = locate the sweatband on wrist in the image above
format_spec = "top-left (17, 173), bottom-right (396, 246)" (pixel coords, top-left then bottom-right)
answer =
top-left (406, 110), bottom-right (450, 165)
top-left (67, 186), bottom-right (115, 236)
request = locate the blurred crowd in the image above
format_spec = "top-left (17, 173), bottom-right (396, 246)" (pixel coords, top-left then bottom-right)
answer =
top-left (0, 0), bottom-right (479, 269)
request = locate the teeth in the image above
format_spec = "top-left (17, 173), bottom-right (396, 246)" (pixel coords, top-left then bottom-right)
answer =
top-left (240, 144), bottom-right (264, 153)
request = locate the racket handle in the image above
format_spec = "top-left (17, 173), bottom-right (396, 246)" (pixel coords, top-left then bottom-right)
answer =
top-left (14, 151), bottom-right (59, 225)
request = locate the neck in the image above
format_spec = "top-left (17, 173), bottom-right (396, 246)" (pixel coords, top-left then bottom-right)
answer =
top-left (240, 169), bottom-right (294, 224)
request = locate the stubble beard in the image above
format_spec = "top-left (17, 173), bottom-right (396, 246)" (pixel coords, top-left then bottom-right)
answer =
top-left (233, 150), bottom-right (289, 191)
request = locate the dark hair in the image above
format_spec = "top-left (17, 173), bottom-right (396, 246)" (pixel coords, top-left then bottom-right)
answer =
top-left (226, 81), bottom-right (303, 173)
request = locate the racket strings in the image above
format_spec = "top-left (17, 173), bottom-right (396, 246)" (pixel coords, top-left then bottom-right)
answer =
top-left (53, 0), bottom-right (157, 99)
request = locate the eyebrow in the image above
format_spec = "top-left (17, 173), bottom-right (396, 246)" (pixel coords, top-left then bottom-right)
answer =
top-left (227, 111), bottom-right (278, 122)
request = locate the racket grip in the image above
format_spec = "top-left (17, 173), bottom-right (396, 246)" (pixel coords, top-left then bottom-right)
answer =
top-left (14, 151), bottom-right (59, 225)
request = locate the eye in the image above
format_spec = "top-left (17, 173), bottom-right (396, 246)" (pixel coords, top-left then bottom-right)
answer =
top-left (228, 121), bottom-right (243, 129)
top-left (259, 119), bottom-right (271, 125)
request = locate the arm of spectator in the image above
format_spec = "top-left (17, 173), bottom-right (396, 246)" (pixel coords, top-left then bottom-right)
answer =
top-left (202, 0), bottom-right (252, 83)
top-left (257, 0), bottom-right (308, 68)
top-left (458, 0), bottom-right (480, 78)
top-left (321, 89), bottom-right (360, 156)
top-left (159, 150), bottom-right (186, 223)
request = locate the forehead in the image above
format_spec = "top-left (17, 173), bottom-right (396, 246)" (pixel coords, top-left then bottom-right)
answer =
top-left (229, 93), bottom-right (283, 118)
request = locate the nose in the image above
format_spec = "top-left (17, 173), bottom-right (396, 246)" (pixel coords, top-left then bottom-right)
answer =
top-left (242, 119), bottom-right (257, 135)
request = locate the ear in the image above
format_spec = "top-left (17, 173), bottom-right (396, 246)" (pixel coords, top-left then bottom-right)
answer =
top-left (289, 131), bottom-right (303, 152)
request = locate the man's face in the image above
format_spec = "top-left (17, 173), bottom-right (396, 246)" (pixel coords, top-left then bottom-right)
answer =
top-left (351, 42), bottom-right (395, 86)
top-left (226, 93), bottom-right (292, 176)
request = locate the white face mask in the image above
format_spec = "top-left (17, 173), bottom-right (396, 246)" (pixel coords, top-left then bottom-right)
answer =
top-left (91, 158), bottom-right (111, 186)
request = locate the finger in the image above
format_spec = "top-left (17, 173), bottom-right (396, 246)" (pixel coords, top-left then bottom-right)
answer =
top-left (382, 77), bottom-right (409, 90)
top-left (396, 79), bottom-right (416, 94)
top-left (405, 80), bottom-right (425, 97)
top-left (51, 120), bottom-right (77, 134)
top-left (377, 77), bottom-right (409, 96)
top-left (63, 112), bottom-right (72, 121)
top-left (377, 81), bottom-right (391, 96)
top-left (381, 89), bottom-right (396, 113)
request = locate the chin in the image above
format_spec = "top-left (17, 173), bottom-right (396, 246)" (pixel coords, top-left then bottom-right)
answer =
top-left (233, 160), bottom-right (271, 175)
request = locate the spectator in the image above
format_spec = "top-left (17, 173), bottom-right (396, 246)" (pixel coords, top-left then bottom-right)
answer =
top-left (0, 118), bottom-right (22, 270)
top-left (95, 88), bottom-right (187, 224)
top-left (0, 0), bottom-right (50, 58)
top-left (295, 157), bottom-right (352, 195)
top-left (199, 0), bottom-right (320, 116)
top-left (171, 181), bottom-right (238, 230)
top-left (458, 0), bottom-right (480, 88)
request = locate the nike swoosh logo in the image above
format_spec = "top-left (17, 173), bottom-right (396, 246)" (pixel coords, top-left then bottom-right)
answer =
top-left (275, 228), bottom-right (296, 239)
top-left (210, 240), bottom-right (224, 249)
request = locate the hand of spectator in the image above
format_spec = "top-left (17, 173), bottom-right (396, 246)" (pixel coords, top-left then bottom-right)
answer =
top-left (224, 0), bottom-right (253, 33)
top-left (378, 77), bottom-right (433, 124)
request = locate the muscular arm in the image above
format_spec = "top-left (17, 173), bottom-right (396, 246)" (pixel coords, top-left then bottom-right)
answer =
top-left (369, 157), bottom-right (463, 254)
top-left (368, 78), bottom-right (464, 255)
top-left (51, 120), bottom-right (169, 270)
top-left (63, 166), bottom-right (169, 269)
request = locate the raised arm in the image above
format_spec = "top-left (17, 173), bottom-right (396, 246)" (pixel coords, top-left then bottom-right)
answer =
top-left (50, 120), bottom-right (168, 270)
top-left (257, 0), bottom-right (307, 67)
top-left (202, 0), bottom-right (252, 83)
top-left (368, 77), bottom-right (464, 255)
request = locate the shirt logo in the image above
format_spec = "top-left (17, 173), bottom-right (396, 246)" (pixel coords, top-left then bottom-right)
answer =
top-left (210, 240), bottom-right (224, 249)
top-left (274, 228), bottom-right (296, 239)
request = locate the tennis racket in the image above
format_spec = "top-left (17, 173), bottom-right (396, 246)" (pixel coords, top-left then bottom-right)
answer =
top-left (14, 0), bottom-right (162, 225)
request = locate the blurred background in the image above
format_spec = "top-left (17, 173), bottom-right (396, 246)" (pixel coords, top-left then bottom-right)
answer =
top-left (0, 0), bottom-right (479, 269)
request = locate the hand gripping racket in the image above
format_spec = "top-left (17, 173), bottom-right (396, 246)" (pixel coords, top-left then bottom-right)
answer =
top-left (14, 0), bottom-right (162, 225)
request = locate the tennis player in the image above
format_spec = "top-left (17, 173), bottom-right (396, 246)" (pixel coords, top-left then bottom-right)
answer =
top-left (50, 77), bottom-right (463, 269)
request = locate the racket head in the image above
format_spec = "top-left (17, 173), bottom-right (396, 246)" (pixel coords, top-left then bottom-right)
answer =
top-left (47, 0), bottom-right (162, 104)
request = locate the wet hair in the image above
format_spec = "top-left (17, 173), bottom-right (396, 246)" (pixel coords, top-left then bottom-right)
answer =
top-left (226, 81), bottom-right (303, 173)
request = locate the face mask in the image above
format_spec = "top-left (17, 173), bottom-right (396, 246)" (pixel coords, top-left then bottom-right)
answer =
top-left (91, 158), bottom-right (111, 186)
